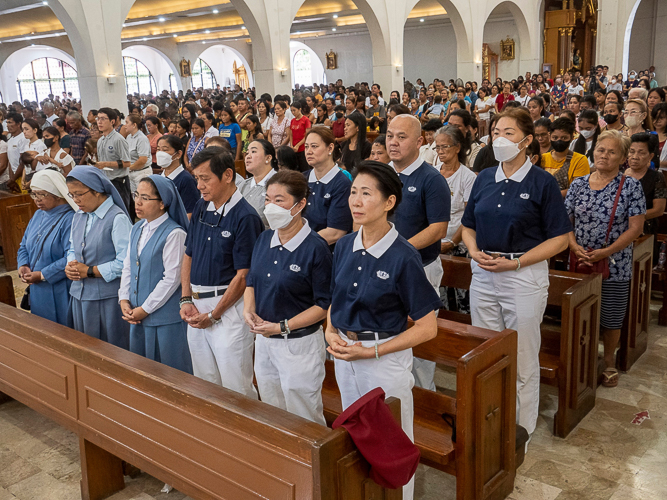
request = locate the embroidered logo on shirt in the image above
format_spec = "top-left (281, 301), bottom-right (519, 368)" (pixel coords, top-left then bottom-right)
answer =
top-left (221, 231), bottom-right (231, 237)
top-left (376, 271), bottom-right (390, 280)
top-left (290, 264), bottom-right (301, 272)
top-left (323, 193), bottom-right (331, 199)
top-left (520, 193), bottom-right (530, 199)
top-left (408, 186), bottom-right (417, 193)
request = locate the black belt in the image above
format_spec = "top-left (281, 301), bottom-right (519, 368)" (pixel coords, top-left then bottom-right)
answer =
top-left (483, 251), bottom-right (526, 259)
top-left (269, 323), bottom-right (321, 339)
top-left (343, 330), bottom-right (396, 341)
top-left (192, 288), bottom-right (227, 300)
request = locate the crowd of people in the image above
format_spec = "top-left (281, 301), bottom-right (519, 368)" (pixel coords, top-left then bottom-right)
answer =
top-left (3, 62), bottom-right (665, 499)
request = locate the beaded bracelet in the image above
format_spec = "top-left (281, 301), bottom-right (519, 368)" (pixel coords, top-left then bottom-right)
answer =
top-left (375, 342), bottom-right (380, 360)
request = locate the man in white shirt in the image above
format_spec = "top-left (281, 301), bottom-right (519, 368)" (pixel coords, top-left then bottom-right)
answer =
top-left (43, 102), bottom-right (58, 126)
top-left (5, 113), bottom-right (27, 191)
top-left (365, 83), bottom-right (385, 108)
top-left (203, 112), bottom-right (218, 140)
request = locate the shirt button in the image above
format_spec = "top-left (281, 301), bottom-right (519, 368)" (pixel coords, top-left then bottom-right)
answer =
top-left (498, 204), bottom-right (501, 207)
top-left (274, 261), bottom-right (277, 264)
top-left (501, 192), bottom-right (505, 195)
top-left (358, 266), bottom-right (362, 270)
top-left (353, 283), bottom-right (357, 287)
top-left (267, 273), bottom-right (271, 277)
top-left (279, 247), bottom-right (283, 251)
top-left (505, 180), bottom-right (509, 183)
top-left (308, 203), bottom-right (311, 206)
top-left (207, 237), bottom-right (211, 241)
top-left (362, 251), bottom-right (366, 256)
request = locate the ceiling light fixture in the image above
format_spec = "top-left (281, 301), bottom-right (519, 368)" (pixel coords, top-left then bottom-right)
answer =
top-left (212, 9), bottom-right (219, 14)
top-left (332, 28), bottom-right (336, 31)
top-left (42, 1), bottom-right (48, 5)
top-left (241, 25), bottom-right (246, 29)
top-left (333, 14), bottom-right (338, 18)
top-left (158, 17), bottom-right (165, 22)
top-left (419, 18), bottom-right (424, 22)
top-left (173, 33), bottom-right (178, 37)
top-left (205, 29), bottom-right (210, 33)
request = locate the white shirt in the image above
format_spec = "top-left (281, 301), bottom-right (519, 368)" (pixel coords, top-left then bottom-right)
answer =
top-left (118, 212), bottom-right (187, 315)
top-left (567, 85), bottom-right (584, 95)
top-left (46, 114), bottom-right (59, 126)
top-left (0, 141), bottom-right (8, 184)
top-left (515, 95), bottom-right (530, 106)
top-left (441, 164), bottom-right (476, 245)
top-left (20, 138), bottom-right (47, 175)
top-left (365, 96), bottom-right (385, 108)
top-left (418, 142), bottom-right (437, 167)
top-left (204, 126), bottom-right (218, 140)
top-left (476, 98), bottom-right (491, 120)
top-left (6, 133), bottom-right (26, 174)
top-left (40, 147), bottom-right (74, 174)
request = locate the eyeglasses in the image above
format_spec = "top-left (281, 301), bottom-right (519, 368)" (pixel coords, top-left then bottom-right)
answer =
top-left (623, 111), bottom-right (643, 116)
top-left (29, 192), bottom-right (50, 200)
top-left (434, 145), bottom-right (457, 152)
top-left (67, 189), bottom-right (91, 200)
top-left (198, 200), bottom-right (228, 227)
top-left (133, 192), bottom-right (161, 203)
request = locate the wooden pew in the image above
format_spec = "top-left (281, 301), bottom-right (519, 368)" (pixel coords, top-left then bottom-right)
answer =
top-left (0, 304), bottom-right (400, 500)
top-left (619, 234), bottom-right (653, 371)
top-left (0, 192), bottom-right (37, 271)
top-left (322, 319), bottom-right (519, 500)
top-left (438, 255), bottom-right (602, 438)
top-left (235, 159), bottom-right (247, 179)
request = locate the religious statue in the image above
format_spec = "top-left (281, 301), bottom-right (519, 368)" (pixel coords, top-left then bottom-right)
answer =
top-left (179, 58), bottom-right (192, 78)
top-left (572, 48), bottom-right (581, 72)
top-left (326, 50), bottom-right (338, 70)
top-left (500, 37), bottom-right (515, 61)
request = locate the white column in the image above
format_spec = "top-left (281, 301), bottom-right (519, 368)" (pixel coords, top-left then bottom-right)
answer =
top-left (50, 0), bottom-right (132, 113)
top-left (597, 0), bottom-right (640, 75)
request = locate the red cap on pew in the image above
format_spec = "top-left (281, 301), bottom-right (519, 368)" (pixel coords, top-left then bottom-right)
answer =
top-left (332, 387), bottom-right (420, 489)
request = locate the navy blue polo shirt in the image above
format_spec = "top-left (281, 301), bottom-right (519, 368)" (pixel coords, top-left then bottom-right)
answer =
top-left (247, 220), bottom-right (332, 325)
top-left (185, 190), bottom-right (264, 286)
top-left (461, 160), bottom-right (572, 253)
top-left (303, 167), bottom-right (353, 233)
top-left (391, 159), bottom-right (451, 266)
top-left (330, 224), bottom-right (442, 335)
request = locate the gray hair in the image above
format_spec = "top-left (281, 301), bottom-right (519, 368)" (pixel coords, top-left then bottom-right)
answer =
top-left (434, 124), bottom-right (470, 165)
top-left (66, 110), bottom-right (82, 122)
top-left (629, 88), bottom-right (648, 101)
top-left (145, 103), bottom-right (158, 114)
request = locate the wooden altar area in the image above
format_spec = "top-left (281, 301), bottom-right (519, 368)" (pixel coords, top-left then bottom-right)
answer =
top-left (0, 192), bottom-right (36, 271)
top-left (543, 0), bottom-right (597, 75)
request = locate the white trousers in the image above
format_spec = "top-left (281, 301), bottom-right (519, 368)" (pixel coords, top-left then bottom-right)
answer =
top-left (187, 293), bottom-right (258, 399)
top-left (334, 332), bottom-right (415, 500)
top-left (254, 328), bottom-right (326, 425)
top-left (129, 167), bottom-right (152, 193)
top-left (469, 259), bottom-right (548, 435)
top-left (412, 258), bottom-right (443, 391)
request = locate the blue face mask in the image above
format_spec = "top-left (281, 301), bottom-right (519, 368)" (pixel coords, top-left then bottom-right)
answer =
top-left (335, 100), bottom-right (341, 105)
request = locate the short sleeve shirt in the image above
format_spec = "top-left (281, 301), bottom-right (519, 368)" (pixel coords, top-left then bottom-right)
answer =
top-left (303, 167), bottom-right (353, 233)
top-left (565, 173), bottom-right (646, 281)
top-left (185, 190), bottom-right (264, 286)
top-left (290, 116), bottom-right (311, 152)
top-left (443, 165), bottom-right (477, 243)
top-left (391, 160), bottom-right (451, 266)
top-left (97, 129), bottom-right (131, 180)
top-left (329, 225), bottom-right (442, 335)
top-left (461, 159), bottom-right (572, 253)
top-left (247, 221), bottom-right (332, 325)
top-left (541, 151), bottom-right (591, 186)
top-left (218, 123), bottom-right (242, 149)
top-left (126, 131), bottom-right (152, 170)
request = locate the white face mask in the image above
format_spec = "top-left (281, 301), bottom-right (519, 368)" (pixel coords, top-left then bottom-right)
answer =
top-left (264, 202), bottom-right (302, 230)
top-left (625, 115), bottom-right (644, 128)
top-left (493, 136), bottom-right (526, 163)
top-left (580, 129), bottom-right (595, 139)
top-left (156, 151), bottom-right (177, 168)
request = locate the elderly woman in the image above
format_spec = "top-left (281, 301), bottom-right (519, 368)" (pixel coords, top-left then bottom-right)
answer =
top-left (17, 170), bottom-right (77, 325)
top-left (240, 139), bottom-right (278, 228)
top-left (565, 130), bottom-right (646, 388)
top-left (119, 175), bottom-right (193, 374)
top-left (65, 166), bottom-right (133, 349)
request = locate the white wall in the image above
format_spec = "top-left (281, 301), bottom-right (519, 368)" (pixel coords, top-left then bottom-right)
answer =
top-left (303, 34), bottom-right (374, 85)
top-left (403, 23), bottom-right (458, 84)
top-left (483, 17), bottom-right (520, 81)
top-left (655, 0), bottom-right (667, 85)
top-left (0, 45), bottom-right (77, 104)
top-left (198, 45), bottom-right (253, 88)
top-left (628, 0), bottom-right (656, 74)
top-left (122, 45), bottom-right (179, 92)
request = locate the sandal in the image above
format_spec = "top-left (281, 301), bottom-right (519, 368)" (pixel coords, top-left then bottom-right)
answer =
top-left (602, 368), bottom-right (619, 388)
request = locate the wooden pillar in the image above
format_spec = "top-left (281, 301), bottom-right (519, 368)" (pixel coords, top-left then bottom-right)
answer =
top-left (79, 437), bottom-right (125, 500)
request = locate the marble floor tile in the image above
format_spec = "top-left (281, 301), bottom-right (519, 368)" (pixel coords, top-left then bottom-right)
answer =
top-left (508, 475), bottom-right (561, 500)
top-left (0, 487), bottom-right (16, 500)
top-left (608, 484), bottom-right (664, 500)
top-left (7, 470), bottom-right (80, 500)
top-left (523, 459), bottom-right (620, 499)
top-left (0, 448), bottom-right (41, 489)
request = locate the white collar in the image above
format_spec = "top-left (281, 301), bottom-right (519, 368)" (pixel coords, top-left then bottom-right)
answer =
top-left (141, 212), bottom-right (169, 231)
top-left (390, 156), bottom-right (422, 176)
top-left (494, 158), bottom-right (532, 183)
top-left (251, 167), bottom-right (277, 188)
top-left (163, 165), bottom-right (184, 180)
top-left (270, 219), bottom-right (311, 252)
top-left (308, 166), bottom-right (339, 184)
top-left (207, 188), bottom-right (242, 216)
top-left (352, 223), bottom-right (399, 258)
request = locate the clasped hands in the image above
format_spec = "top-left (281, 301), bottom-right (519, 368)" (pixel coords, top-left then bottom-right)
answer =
top-left (243, 311), bottom-right (281, 337)
top-left (120, 301), bottom-right (148, 324)
top-left (470, 251), bottom-right (520, 273)
top-left (570, 244), bottom-right (611, 267)
top-left (65, 260), bottom-right (89, 281)
top-left (325, 329), bottom-right (374, 361)
top-left (18, 266), bottom-right (42, 284)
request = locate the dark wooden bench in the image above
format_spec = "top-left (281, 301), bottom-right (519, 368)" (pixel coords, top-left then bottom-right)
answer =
top-left (322, 319), bottom-right (519, 500)
top-left (235, 159), bottom-right (247, 178)
top-left (0, 303), bottom-right (400, 500)
top-left (439, 255), bottom-right (602, 438)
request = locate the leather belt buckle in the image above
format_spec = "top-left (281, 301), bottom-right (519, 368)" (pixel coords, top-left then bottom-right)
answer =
top-left (192, 292), bottom-right (200, 299)
top-left (346, 331), bottom-right (358, 341)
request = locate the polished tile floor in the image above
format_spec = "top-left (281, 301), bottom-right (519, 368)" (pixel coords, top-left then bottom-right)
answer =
top-left (0, 271), bottom-right (666, 499)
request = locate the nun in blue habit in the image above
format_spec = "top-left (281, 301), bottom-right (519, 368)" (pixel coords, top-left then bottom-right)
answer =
top-left (119, 175), bottom-right (193, 374)
top-left (17, 170), bottom-right (78, 325)
top-left (65, 165), bottom-right (133, 349)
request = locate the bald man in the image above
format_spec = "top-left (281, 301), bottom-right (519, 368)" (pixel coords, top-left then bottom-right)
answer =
top-left (387, 114), bottom-right (450, 391)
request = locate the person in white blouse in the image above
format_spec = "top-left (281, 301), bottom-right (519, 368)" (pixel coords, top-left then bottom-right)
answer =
top-left (435, 125), bottom-right (476, 314)
top-left (20, 118), bottom-right (47, 183)
top-left (34, 126), bottom-right (75, 176)
top-left (119, 175), bottom-right (193, 374)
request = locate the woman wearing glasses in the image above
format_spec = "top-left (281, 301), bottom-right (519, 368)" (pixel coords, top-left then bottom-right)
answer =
top-left (65, 166), bottom-right (133, 349)
top-left (17, 169), bottom-right (78, 325)
top-left (119, 175), bottom-right (192, 374)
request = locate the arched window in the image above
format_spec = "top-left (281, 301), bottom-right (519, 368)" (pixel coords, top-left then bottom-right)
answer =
top-left (16, 58), bottom-right (79, 103)
top-left (123, 56), bottom-right (157, 95)
top-left (293, 49), bottom-right (312, 87)
top-left (191, 59), bottom-right (216, 90)
top-left (169, 73), bottom-right (178, 93)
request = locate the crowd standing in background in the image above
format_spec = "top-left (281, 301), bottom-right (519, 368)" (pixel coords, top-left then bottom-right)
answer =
top-left (2, 63), bottom-right (664, 499)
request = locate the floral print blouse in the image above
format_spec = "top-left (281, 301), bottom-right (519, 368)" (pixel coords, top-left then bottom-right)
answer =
top-left (565, 173), bottom-right (646, 282)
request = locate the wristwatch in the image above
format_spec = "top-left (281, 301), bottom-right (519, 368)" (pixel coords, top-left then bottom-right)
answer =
top-left (207, 312), bottom-right (221, 325)
top-left (87, 266), bottom-right (95, 278)
top-left (280, 319), bottom-right (291, 335)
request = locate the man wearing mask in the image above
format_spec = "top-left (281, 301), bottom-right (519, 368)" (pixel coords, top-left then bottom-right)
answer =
top-left (540, 118), bottom-right (590, 196)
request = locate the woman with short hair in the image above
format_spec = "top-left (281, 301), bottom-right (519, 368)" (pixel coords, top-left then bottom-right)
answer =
top-left (241, 139), bottom-right (278, 227)
top-left (565, 130), bottom-right (646, 388)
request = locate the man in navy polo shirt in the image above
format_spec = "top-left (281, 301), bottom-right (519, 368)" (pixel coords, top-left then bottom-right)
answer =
top-left (180, 147), bottom-right (263, 398)
top-left (387, 114), bottom-right (450, 391)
